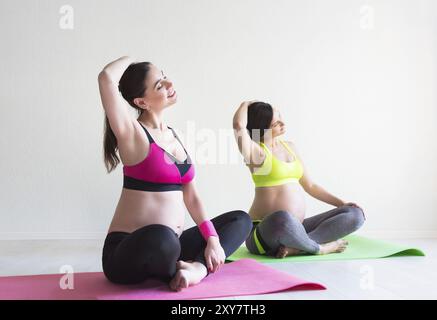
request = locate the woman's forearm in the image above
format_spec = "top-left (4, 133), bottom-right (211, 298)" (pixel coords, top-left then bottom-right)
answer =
top-left (307, 184), bottom-right (345, 207)
top-left (185, 197), bottom-right (209, 226)
top-left (99, 56), bottom-right (136, 83)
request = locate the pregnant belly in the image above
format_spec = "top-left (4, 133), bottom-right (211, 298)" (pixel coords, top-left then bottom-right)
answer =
top-left (108, 188), bottom-right (187, 236)
top-left (249, 182), bottom-right (306, 222)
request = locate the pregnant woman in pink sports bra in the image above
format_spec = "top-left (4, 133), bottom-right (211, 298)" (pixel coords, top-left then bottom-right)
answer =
top-left (98, 56), bottom-right (251, 291)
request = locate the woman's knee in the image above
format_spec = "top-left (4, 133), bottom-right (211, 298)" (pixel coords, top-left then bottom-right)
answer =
top-left (153, 225), bottom-right (181, 257)
top-left (344, 206), bottom-right (365, 230)
top-left (133, 224), bottom-right (181, 262)
top-left (263, 210), bottom-right (299, 228)
top-left (223, 209), bottom-right (250, 221)
top-left (235, 210), bottom-right (252, 229)
top-left (144, 225), bottom-right (181, 280)
top-left (221, 210), bottom-right (252, 234)
top-left (259, 210), bottom-right (303, 242)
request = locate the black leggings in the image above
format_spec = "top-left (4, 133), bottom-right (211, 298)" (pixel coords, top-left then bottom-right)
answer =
top-left (102, 210), bottom-right (252, 284)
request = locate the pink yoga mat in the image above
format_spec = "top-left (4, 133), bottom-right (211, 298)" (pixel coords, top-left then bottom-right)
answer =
top-left (0, 259), bottom-right (325, 300)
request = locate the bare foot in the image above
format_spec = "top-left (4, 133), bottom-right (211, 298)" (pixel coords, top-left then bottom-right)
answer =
top-left (318, 239), bottom-right (349, 255)
top-left (169, 260), bottom-right (208, 292)
top-left (275, 245), bottom-right (302, 258)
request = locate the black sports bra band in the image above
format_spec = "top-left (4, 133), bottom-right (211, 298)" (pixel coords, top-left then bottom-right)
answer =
top-left (123, 176), bottom-right (183, 192)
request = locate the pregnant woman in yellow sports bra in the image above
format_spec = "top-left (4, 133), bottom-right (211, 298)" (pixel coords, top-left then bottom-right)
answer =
top-left (232, 101), bottom-right (366, 257)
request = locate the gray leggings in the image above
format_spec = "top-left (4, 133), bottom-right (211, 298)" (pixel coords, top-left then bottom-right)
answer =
top-left (245, 205), bottom-right (365, 255)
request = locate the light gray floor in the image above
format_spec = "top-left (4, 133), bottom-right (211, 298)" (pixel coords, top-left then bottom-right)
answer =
top-left (1, 238), bottom-right (436, 299)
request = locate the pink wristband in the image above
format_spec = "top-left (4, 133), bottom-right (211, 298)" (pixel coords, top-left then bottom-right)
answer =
top-left (199, 220), bottom-right (219, 240)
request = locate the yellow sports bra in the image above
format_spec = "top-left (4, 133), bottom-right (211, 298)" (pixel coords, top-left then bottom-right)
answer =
top-left (251, 140), bottom-right (304, 187)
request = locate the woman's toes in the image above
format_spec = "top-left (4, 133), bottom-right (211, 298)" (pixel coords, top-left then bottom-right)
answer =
top-left (336, 240), bottom-right (348, 252)
top-left (275, 245), bottom-right (287, 258)
top-left (339, 239), bottom-right (349, 247)
top-left (179, 273), bottom-right (189, 290)
top-left (172, 270), bottom-right (189, 291)
top-left (275, 245), bottom-right (302, 258)
top-left (169, 270), bottom-right (182, 291)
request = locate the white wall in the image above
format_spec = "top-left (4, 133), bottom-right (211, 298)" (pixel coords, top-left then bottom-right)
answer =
top-left (0, 0), bottom-right (436, 239)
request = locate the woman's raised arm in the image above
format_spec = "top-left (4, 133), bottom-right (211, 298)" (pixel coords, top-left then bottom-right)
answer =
top-left (232, 101), bottom-right (265, 168)
top-left (98, 56), bottom-right (136, 139)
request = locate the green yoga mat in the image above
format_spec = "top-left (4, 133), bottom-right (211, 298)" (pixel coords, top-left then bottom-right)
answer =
top-left (226, 234), bottom-right (425, 263)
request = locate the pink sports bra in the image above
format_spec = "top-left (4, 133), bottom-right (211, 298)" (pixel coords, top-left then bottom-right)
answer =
top-left (123, 121), bottom-right (195, 192)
